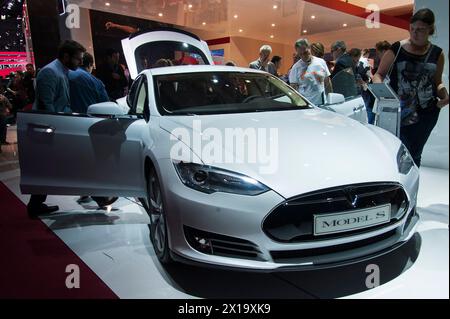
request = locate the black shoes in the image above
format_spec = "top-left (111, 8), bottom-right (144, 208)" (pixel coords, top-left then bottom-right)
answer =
top-left (77, 196), bottom-right (92, 204)
top-left (27, 204), bottom-right (59, 218)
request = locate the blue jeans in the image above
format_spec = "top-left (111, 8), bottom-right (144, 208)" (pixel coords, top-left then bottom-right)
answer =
top-left (362, 90), bottom-right (375, 124)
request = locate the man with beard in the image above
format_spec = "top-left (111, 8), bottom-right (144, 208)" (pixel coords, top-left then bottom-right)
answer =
top-left (28, 40), bottom-right (86, 217)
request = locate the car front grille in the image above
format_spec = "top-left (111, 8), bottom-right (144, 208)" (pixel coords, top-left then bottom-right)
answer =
top-left (184, 225), bottom-right (266, 261)
top-left (263, 182), bottom-right (408, 243)
top-left (270, 229), bottom-right (397, 263)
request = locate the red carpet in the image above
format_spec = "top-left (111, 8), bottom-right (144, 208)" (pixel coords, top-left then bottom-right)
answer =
top-left (0, 182), bottom-right (118, 299)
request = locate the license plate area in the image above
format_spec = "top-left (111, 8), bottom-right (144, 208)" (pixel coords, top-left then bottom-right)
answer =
top-left (314, 204), bottom-right (391, 236)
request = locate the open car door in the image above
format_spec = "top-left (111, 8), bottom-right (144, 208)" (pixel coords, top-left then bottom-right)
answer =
top-left (17, 109), bottom-right (148, 198)
top-left (17, 74), bottom-right (155, 198)
top-left (121, 27), bottom-right (214, 80)
top-left (319, 67), bottom-right (367, 123)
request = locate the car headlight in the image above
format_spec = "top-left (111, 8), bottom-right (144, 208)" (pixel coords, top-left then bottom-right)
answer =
top-left (173, 162), bottom-right (269, 195)
top-left (397, 144), bottom-right (415, 174)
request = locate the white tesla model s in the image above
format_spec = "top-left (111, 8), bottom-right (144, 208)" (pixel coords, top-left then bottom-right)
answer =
top-left (18, 28), bottom-right (419, 271)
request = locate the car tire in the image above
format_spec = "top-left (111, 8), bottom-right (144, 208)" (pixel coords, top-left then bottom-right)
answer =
top-left (147, 167), bottom-right (172, 264)
top-left (92, 196), bottom-right (118, 208)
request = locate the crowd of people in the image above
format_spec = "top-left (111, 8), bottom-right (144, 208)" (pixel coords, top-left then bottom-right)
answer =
top-left (1, 8), bottom-right (448, 217)
top-left (245, 37), bottom-right (395, 120)
top-left (245, 8), bottom-right (448, 170)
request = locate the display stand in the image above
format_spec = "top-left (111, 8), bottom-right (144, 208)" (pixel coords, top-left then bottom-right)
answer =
top-left (368, 83), bottom-right (401, 137)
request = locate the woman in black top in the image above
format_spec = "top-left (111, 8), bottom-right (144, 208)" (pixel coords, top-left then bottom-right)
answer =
top-left (374, 8), bottom-right (448, 167)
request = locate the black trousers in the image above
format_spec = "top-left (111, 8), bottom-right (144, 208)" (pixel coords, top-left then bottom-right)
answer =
top-left (0, 114), bottom-right (6, 142)
top-left (400, 108), bottom-right (440, 168)
top-left (28, 194), bottom-right (47, 207)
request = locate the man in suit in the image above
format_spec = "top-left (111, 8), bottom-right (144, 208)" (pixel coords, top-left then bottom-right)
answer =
top-left (28, 40), bottom-right (86, 218)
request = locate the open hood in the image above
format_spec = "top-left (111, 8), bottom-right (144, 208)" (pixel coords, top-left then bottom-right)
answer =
top-left (121, 27), bottom-right (214, 80)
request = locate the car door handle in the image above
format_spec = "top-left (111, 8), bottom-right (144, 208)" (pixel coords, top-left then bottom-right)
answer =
top-left (353, 104), bottom-right (365, 112)
top-left (28, 123), bottom-right (56, 134)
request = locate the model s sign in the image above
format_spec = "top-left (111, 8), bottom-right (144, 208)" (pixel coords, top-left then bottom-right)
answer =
top-left (314, 205), bottom-right (391, 235)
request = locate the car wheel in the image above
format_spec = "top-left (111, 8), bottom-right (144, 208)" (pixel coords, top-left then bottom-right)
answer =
top-left (92, 196), bottom-right (118, 208)
top-left (147, 167), bottom-right (172, 264)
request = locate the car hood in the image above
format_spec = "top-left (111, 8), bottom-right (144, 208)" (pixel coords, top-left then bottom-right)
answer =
top-left (160, 109), bottom-right (402, 199)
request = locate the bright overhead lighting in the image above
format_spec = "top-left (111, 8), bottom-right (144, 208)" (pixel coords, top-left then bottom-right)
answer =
top-left (188, 4), bottom-right (193, 9)
top-left (273, 4), bottom-right (278, 9)
top-left (271, 23), bottom-right (276, 27)
top-left (303, 30), bottom-right (307, 33)
top-left (311, 15), bottom-right (316, 19)
top-left (202, 22), bottom-right (206, 25)
top-left (343, 23), bottom-right (348, 27)
top-left (233, 14), bottom-right (238, 19)
top-left (270, 35), bottom-right (274, 38)
top-left (158, 12), bottom-right (163, 17)
top-left (105, 2), bottom-right (110, 6)
top-left (239, 29), bottom-right (243, 32)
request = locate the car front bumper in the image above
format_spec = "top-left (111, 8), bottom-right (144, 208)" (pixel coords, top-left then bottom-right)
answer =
top-left (157, 160), bottom-right (420, 271)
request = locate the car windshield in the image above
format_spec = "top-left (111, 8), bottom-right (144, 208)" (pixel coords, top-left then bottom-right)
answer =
top-left (153, 72), bottom-right (311, 115)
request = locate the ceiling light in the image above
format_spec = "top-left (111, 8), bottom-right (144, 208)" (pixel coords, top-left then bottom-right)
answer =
top-left (311, 15), bottom-right (316, 19)
top-left (303, 30), bottom-right (307, 33)
top-left (273, 5), bottom-right (278, 9)
top-left (158, 12), bottom-right (163, 17)
top-left (188, 4), bottom-right (193, 9)
top-left (343, 23), bottom-right (348, 27)
top-left (270, 35), bottom-right (274, 38)
top-left (239, 29), bottom-right (243, 33)
top-left (202, 22), bottom-right (206, 26)
top-left (271, 23), bottom-right (276, 27)
top-left (105, 2), bottom-right (110, 6)
top-left (233, 14), bottom-right (238, 19)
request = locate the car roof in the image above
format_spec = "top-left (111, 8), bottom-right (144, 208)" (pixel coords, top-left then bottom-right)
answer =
top-left (142, 65), bottom-right (268, 76)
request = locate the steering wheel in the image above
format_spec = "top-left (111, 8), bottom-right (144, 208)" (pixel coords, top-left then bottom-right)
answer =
top-left (242, 95), bottom-right (264, 103)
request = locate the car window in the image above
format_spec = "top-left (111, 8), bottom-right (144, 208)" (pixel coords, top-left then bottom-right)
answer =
top-left (135, 80), bottom-right (148, 115)
top-left (127, 76), bottom-right (142, 109)
top-left (135, 41), bottom-right (208, 72)
top-left (331, 67), bottom-right (360, 100)
top-left (153, 72), bottom-right (310, 115)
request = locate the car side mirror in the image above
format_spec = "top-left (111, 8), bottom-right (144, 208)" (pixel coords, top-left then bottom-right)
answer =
top-left (116, 97), bottom-right (131, 114)
top-left (327, 93), bottom-right (345, 105)
top-left (87, 102), bottom-right (126, 116)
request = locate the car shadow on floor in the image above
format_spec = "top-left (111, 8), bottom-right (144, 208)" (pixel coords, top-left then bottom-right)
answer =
top-left (44, 211), bottom-right (149, 230)
top-left (417, 204), bottom-right (449, 224)
top-left (42, 198), bottom-right (150, 230)
top-left (153, 232), bottom-right (422, 299)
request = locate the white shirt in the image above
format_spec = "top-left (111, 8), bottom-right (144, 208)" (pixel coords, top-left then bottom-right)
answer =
top-left (359, 57), bottom-right (371, 69)
top-left (289, 56), bottom-right (330, 105)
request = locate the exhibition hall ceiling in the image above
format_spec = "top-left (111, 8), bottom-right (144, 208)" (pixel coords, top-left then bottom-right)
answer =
top-left (72, 0), bottom-right (413, 44)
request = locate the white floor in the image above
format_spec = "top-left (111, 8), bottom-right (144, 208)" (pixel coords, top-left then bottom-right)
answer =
top-left (1, 127), bottom-right (448, 299)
